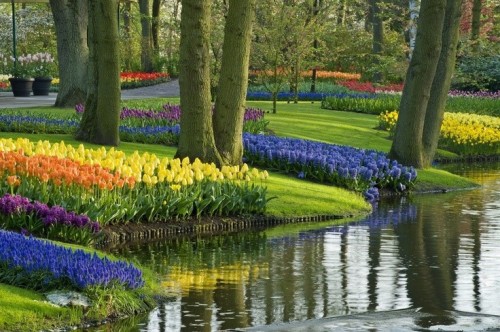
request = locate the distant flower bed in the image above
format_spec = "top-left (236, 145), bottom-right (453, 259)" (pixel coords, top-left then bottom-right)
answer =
top-left (338, 80), bottom-right (376, 93)
top-left (0, 103), bottom-right (267, 146)
top-left (243, 133), bottom-right (417, 202)
top-left (0, 138), bottom-right (269, 227)
top-left (246, 91), bottom-right (373, 102)
top-left (120, 71), bottom-right (170, 89)
top-left (0, 229), bottom-right (144, 290)
top-left (448, 90), bottom-right (499, 98)
top-left (378, 110), bottom-right (500, 156)
top-left (375, 83), bottom-right (404, 94)
top-left (322, 94), bottom-right (400, 114)
top-left (247, 91), bottom-right (328, 101)
top-left (0, 193), bottom-right (99, 245)
top-left (323, 93), bottom-right (500, 117)
top-left (249, 69), bottom-right (361, 81)
top-left (301, 70), bottom-right (361, 81)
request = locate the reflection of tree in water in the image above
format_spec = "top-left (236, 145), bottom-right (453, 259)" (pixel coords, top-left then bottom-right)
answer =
top-left (394, 200), bottom-right (461, 327)
top-left (101, 176), bottom-right (495, 331)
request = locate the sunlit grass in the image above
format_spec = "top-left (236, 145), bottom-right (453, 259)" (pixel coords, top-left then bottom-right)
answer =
top-left (0, 283), bottom-right (79, 332)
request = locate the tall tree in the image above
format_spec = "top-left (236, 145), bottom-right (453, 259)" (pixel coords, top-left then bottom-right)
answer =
top-left (369, 0), bottom-right (384, 82)
top-left (310, 0), bottom-right (321, 93)
top-left (122, 0), bottom-right (133, 70)
top-left (139, 0), bottom-right (154, 72)
top-left (152, 0), bottom-right (161, 55)
top-left (421, 0), bottom-right (463, 165)
top-left (76, 0), bottom-right (121, 146)
top-left (49, 0), bottom-right (88, 107)
top-left (470, 0), bottom-right (482, 43)
top-left (175, 0), bottom-right (222, 165)
top-left (213, 0), bottom-right (256, 165)
top-left (408, 0), bottom-right (420, 59)
top-left (389, 0), bottom-right (462, 168)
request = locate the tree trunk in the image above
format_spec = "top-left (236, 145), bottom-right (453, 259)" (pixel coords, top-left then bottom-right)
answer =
top-left (337, 0), bottom-right (346, 26)
top-left (408, 0), bottom-right (420, 59)
top-left (370, 0), bottom-right (384, 83)
top-left (422, 0), bottom-right (462, 165)
top-left (213, 0), bottom-right (256, 165)
top-left (388, 0), bottom-right (446, 168)
top-left (310, 0), bottom-right (320, 93)
top-left (76, 0), bottom-right (121, 146)
top-left (123, 0), bottom-right (132, 70)
top-left (152, 0), bottom-right (161, 55)
top-left (471, 0), bottom-right (481, 42)
top-left (139, 0), bottom-right (154, 72)
top-left (49, 0), bottom-right (88, 107)
top-left (175, 0), bottom-right (222, 165)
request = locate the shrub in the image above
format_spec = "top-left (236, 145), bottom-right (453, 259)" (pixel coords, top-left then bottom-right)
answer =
top-left (452, 55), bottom-right (500, 91)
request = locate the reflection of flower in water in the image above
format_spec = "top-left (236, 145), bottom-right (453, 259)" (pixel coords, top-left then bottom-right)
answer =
top-left (162, 263), bottom-right (269, 295)
top-left (268, 199), bottom-right (418, 246)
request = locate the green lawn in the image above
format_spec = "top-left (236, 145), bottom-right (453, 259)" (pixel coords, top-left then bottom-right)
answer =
top-left (0, 284), bottom-right (79, 332)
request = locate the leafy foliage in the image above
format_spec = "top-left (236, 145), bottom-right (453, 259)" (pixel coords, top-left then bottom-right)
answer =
top-left (452, 55), bottom-right (500, 91)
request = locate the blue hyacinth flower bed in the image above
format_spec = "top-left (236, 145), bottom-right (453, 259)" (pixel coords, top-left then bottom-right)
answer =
top-left (246, 91), bottom-right (377, 101)
top-left (0, 230), bottom-right (144, 290)
top-left (243, 133), bottom-right (417, 201)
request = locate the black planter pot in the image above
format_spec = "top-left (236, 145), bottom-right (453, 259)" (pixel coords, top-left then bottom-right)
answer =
top-left (8, 77), bottom-right (34, 97)
top-left (32, 77), bottom-right (53, 96)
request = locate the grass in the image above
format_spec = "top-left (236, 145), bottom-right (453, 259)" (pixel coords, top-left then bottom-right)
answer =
top-left (0, 283), bottom-right (80, 332)
top-left (265, 173), bottom-right (370, 217)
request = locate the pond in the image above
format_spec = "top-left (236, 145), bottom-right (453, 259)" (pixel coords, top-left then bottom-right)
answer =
top-left (98, 161), bottom-right (500, 331)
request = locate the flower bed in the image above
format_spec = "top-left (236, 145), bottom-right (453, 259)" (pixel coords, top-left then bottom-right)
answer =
top-left (338, 80), bottom-right (376, 93)
top-left (0, 193), bottom-right (99, 245)
top-left (378, 111), bottom-right (500, 156)
top-left (321, 94), bottom-right (400, 114)
top-left (120, 71), bottom-right (170, 89)
top-left (448, 90), bottom-right (500, 98)
top-left (323, 93), bottom-right (500, 116)
top-left (0, 138), bottom-right (269, 226)
top-left (0, 229), bottom-right (143, 290)
top-left (301, 70), bottom-right (361, 81)
top-left (243, 133), bottom-right (417, 201)
top-left (0, 103), bottom-right (268, 145)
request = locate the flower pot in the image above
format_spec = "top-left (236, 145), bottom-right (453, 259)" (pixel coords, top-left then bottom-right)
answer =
top-left (32, 77), bottom-right (53, 96)
top-left (8, 77), bottom-right (34, 97)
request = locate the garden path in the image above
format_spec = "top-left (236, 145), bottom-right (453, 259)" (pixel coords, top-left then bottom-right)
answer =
top-left (0, 79), bottom-right (180, 109)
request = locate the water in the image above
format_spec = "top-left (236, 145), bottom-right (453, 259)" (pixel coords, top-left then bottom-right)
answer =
top-left (98, 162), bottom-right (500, 331)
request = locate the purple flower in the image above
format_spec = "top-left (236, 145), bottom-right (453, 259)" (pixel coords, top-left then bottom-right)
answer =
top-left (0, 194), bottom-right (99, 233)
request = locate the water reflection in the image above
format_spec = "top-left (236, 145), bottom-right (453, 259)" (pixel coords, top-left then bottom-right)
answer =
top-left (98, 162), bottom-right (500, 331)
